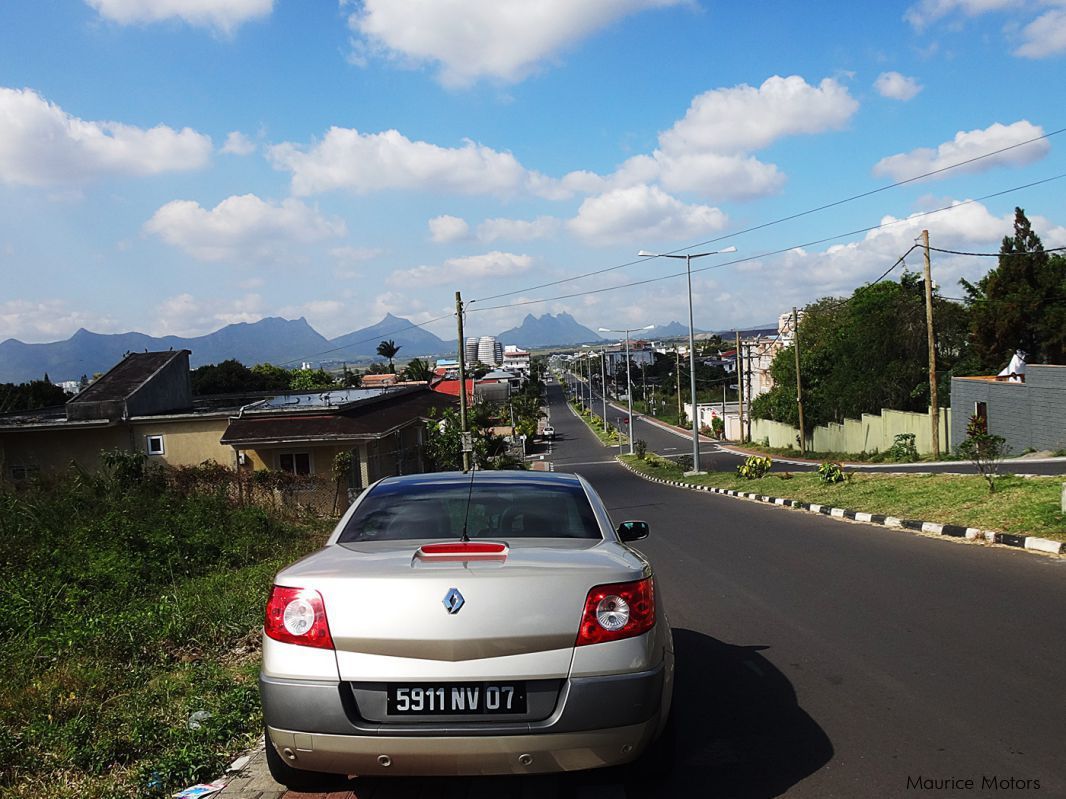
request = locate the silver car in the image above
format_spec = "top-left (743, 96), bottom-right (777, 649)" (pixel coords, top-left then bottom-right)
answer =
top-left (260, 470), bottom-right (674, 788)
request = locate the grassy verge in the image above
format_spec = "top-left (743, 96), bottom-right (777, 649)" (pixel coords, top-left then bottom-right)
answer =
top-left (569, 400), bottom-right (625, 448)
top-left (0, 467), bottom-right (328, 798)
top-left (621, 454), bottom-right (1066, 543)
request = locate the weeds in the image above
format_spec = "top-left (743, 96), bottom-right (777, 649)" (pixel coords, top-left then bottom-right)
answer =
top-left (0, 468), bottom-right (325, 798)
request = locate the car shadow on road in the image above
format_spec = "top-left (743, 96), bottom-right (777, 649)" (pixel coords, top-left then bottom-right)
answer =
top-left (301, 628), bottom-right (831, 799)
top-left (649, 627), bottom-right (833, 798)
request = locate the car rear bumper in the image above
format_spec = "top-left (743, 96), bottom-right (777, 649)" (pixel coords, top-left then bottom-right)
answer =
top-left (266, 719), bottom-right (659, 776)
top-left (260, 664), bottom-right (667, 776)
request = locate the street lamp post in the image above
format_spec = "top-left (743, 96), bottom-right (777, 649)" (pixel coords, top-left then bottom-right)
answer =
top-left (582, 345), bottom-right (609, 433)
top-left (638, 246), bottom-right (737, 473)
top-left (599, 325), bottom-right (654, 455)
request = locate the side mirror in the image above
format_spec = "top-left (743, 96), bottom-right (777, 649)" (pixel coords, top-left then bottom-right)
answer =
top-left (617, 520), bottom-right (649, 542)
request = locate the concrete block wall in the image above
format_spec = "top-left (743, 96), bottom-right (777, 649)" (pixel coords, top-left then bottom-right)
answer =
top-left (950, 365), bottom-right (1066, 454)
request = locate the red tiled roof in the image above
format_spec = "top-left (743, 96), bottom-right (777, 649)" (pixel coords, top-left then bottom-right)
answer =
top-left (431, 379), bottom-right (475, 400)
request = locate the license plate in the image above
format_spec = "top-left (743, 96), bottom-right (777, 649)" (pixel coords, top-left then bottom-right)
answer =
top-left (386, 682), bottom-right (527, 715)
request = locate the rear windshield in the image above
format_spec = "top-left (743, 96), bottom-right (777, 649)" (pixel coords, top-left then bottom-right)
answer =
top-left (338, 479), bottom-right (602, 543)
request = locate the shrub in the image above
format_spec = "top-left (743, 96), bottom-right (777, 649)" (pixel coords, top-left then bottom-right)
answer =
top-left (886, 433), bottom-right (919, 463)
top-left (737, 455), bottom-right (772, 480)
top-left (634, 439), bottom-right (647, 459)
top-left (817, 461), bottom-right (847, 484)
top-left (711, 416), bottom-right (724, 439)
top-left (957, 431), bottom-right (1009, 493)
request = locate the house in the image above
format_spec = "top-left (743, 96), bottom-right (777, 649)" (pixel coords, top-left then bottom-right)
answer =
top-left (0, 351), bottom-right (458, 494)
top-left (950, 364), bottom-right (1066, 454)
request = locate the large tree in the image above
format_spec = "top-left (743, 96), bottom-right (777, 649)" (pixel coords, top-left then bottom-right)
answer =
top-left (752, 273), bottom-right (972, 428)
top-left (961, 207), bottom-right (1066, 369)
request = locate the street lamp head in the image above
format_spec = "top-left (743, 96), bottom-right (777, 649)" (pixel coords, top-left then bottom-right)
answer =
top-left (637, 250), bottom-right (657, 257)
top-left (719, 246), bottom-right (737, 254)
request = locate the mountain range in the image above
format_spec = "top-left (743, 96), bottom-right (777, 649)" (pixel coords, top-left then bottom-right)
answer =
top-left (0, 313), bottom-right (596, 382)
top-left (0, 313), bottom-right (785, 383)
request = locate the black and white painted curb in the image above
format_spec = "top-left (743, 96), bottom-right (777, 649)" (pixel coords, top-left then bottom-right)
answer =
top-left (617, 458), bottom-right (1065, 557)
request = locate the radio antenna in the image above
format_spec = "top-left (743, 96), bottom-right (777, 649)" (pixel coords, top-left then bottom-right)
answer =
top-left (459, 459), bottom-right (476, 543)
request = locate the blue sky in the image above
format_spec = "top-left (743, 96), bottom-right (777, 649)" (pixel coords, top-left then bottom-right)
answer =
top-left (1, 0), bottom-right (1064, 352)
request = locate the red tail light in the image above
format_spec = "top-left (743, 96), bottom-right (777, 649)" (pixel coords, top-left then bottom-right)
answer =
top-left (575, 578), bottom-right (655, 646)
top-left (264, 585), bottom-right (334, 649)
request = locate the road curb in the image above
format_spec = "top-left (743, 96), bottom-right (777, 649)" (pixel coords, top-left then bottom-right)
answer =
top-left (616, 458), bottom-right (1066, 557)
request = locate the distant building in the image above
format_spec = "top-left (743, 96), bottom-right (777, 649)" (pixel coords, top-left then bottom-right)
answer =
top-left (477, 336), bottom-right (498, 366)
top-left (502, 346), bottom-right (531, 374)
top-left (0, 351), bottom-right (457, 505)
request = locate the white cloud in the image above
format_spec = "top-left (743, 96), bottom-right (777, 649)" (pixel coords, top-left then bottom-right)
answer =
top-left (477, 216), bottom-right (561, 243)
top-left (429, 215), bottom-right (470, 243)
top-left (0, 299), bottom-right (119, 344)
top-left (594, 76), bottom-right (855, 200)
top-left (346, 0), bottom-right (687, 87)
top-left (874, 71), bottom-right (923, 100)
top-left (389, 251), bottom-right (534, 286)
top-left (1014, 8), bottom-right (1066, 58)
top-left (766, 199), bottom-right (1018, 304)
top-left (0, 87), bottom-right (211, 187)
top-left (86, 0), bottom-right (273, 34)
top-left (154, 292), bottom-right (267, 337)
top-left (653, 152), bottom-right (786, 199)
top-left (270, 127), bottom-right (559, 198)
top-left (658, 76), bottom-right (858, 156)
top-left (568, 185), bottom-right (727, 246)
top-left (144, 194), bottom-right (346, 262)
top-left (904, 0), bottom-right (1020, 31)
top-left (872, 120), bottom-right (1049, 181)
top-left (221, 131), bottom-right (256, 155)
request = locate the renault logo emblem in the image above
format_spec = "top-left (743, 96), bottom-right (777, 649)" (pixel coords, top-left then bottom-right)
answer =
top-left (442, 588), bottom-right (465, 614)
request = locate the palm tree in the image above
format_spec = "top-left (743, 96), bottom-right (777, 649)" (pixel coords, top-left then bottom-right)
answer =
top-left (376, 339), bottom-right (401, 373)
top-left (403, 357), bottom-right (433, 382)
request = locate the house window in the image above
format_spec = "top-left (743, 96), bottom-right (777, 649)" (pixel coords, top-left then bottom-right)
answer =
top-left (146, 435), bottom-right (165, 456)
top-left (9, 464), bottom-right (39, 481)
top-left (279, 452), bottom-right (312, 476)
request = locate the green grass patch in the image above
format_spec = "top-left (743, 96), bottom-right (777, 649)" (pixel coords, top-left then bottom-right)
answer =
top-left (0, 470), bottom-right (328, 798)
top-left (569, 401), bottom-right (625, 448)
top-left (621, 454), bottom-right (1066, 543)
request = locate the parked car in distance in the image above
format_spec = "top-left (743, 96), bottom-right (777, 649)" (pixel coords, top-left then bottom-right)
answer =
top-left (542, 424), bottom-right (555, 439)
top-left (260, 471), bottom-right (673, 787)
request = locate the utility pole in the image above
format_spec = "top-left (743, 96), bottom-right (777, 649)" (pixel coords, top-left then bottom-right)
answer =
top-left (455, 291), bottom-right (471, 472)
top-left (735, 331), bottom-right (744, 443)
top-left (744, 342), bottom-right (753, 443)
top-left (921, 229), bottom-right (940, 458)
top-left (792, 306), bottom-right (806, 455)
top-left (675, 349), bottom-right (682, 424)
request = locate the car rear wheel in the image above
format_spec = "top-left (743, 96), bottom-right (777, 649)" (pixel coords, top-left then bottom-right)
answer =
top-left (264, 729), bottom-right (346, 792)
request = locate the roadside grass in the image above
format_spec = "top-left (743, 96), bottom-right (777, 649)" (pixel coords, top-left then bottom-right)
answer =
top-left (569, 400), bottom-right (624, 448)
top-left (0, 469), bottom-right (328, 798)
top-left (621, 454), bottom-right (1066, 543)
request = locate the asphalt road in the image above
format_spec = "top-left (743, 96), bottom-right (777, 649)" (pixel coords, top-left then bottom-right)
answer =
top-left (226, 386), bottom-right (1064, 799)
top-left (545, 381), bottom-right (1066, 797)
top-left (559, 376), bottom-right (1066, 476)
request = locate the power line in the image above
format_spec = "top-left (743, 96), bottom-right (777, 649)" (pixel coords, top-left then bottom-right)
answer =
top-left (928, 245), bottom-right (1066, 257)
top-left (467, 172), bottom-right (1066, 315)
top-left (469, 125), bottom-right (1066, 306)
